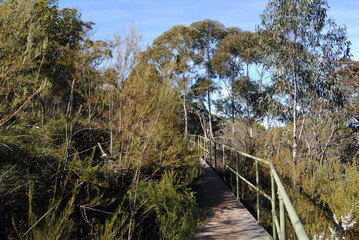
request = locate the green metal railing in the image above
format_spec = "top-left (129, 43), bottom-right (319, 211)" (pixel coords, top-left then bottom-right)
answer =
top-left (189, 135), bottom-right (309, 240)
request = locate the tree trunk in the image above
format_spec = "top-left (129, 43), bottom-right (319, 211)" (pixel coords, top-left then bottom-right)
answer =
top-left (229, 67), bottom-right (237, 134)
top-left (207, 90), bottom-right (213, 138)
top-left (88, 80), bottom-right (91, 124)
top-left (292, 32), bottom-right (299, 166)
top-left (231, 73), bottom-right (235, 132)
top-left (197, 112), bottom-right (207, 138)
top-left (109, 92), bottom-right (113, 157)
top-left (62, 77), bottom-right (76, 186)
top-left (40, 98), bottom-right (45, 128)
top-left (293, 77), bottom-right (298, 165)
top-left (183, 94), bottom-right (188, 136)
top-left (206, 49), bottom-right (213, 138)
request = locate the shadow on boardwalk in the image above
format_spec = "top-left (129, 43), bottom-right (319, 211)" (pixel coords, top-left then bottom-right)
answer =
top-left (193, 158), bottom-right (271, 240)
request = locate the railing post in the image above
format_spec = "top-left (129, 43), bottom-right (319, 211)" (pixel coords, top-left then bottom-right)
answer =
top-left (204, 137), bottom-right (206, 159)
top-left (201, 137), bottom-right (203, 156)
top-left (199, 136), bottom-right (201, 153)
top-left (236, 153), bottom-right (239, 200)
top-left (222, 145), bottom-right (225, 166)
top-left (214, 141), bottom-right (217, 170)
top-left (256, 159), bottom-right (260, 222)
top-left (279, 195), bottom-right (285, 240)
top-left (204, 138), bottom-right (207, 162)
top-left (271, 170), bottom-right (278, 240)
top-left (210, 140), bottom-right (213, 167)
top-left (222, 145), bottom-right (226, 183)
top-left (208, 140), bottom-right (211, 166)
top-left (230, 150), bottom-right (233, 190)
top-left (190, 135), bottom-right (308, 240)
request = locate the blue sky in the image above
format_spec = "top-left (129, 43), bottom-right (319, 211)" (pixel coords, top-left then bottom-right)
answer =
top-left (58, 0), bottom-right (359, 60)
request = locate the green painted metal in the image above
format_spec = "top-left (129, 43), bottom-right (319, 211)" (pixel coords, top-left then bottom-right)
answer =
top-left (279, 196), bottom-right (286, 239)
top-left (256, 159), bottom-right (260, 221)
top-left (271, 170), bottom-right (278, 240)
top-left (189, 135), bottom-right (309, 240)
top-left (236, 155), bottom-right (239, 200)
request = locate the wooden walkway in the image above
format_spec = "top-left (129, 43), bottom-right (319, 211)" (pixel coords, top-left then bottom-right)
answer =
top-left (194, 159), bottom-right (271, 240)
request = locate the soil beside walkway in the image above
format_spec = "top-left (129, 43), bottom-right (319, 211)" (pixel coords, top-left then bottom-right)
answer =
top-left (193, 158), bottom-right (272, 240)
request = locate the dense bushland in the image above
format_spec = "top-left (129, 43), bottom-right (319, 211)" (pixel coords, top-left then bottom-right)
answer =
top-left (0, 0), bottom-right (202, 239)
top-left (218, 114), bottom-right (358, 238)
top-left (1, 0), bottom-right (358, 239)
top-left (146, 0), bottom-right (358, 238)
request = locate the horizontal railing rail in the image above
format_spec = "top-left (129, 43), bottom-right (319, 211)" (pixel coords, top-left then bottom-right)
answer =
top-left (189, 134), bottom-right (309, 240)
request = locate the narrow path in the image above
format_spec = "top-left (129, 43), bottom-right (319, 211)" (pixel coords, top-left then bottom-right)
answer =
top-left (194, 158), bottom-right (271, 240)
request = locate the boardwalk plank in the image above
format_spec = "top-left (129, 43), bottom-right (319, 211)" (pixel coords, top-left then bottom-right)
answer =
top-left (194, 159), bottom-right (271, 240)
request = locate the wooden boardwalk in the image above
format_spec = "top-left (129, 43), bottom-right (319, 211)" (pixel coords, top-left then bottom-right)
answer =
top-left (194, 159), bottom-right (271, 240)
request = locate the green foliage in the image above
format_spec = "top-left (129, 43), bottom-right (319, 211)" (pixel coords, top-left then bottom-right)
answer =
top-left (2, 0), bottom-right (357, 238)
top-left (258, 0), bottom-right (351, 113)
top-left (0, 0), bottom-right (90, 127)
top-left (218, 112), bottom-right (358, 239)
top-left (253, 115), bottom-right (359, 238)
top-left (212, 29), bottom-right (271, 126)
top-left (0, 1), bottom-right (202, 239)
top-left (133, 170), bottom-right (202, 240)
top-left (258, 0), bottom-right (352, 166)
top-left (97, 201), bottom-right (130, 240)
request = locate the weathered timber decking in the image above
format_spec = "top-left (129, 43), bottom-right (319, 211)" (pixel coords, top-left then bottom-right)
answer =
top-left (194, 158), bottom-right (271, 240)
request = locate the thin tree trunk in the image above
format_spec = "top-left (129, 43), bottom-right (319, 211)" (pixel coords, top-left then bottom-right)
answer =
top-left (229, 67), bottom-right (238, 134)
top-left (292, 30), bottom-right (299, 166)
top-left (88, 79), bottom-right (91, 124)
top-left (198, 112), bottom-right (207, 138)
top-left (292, 74), bottom-right (298, 165)
top-left (40, 98), bottom-right (45, 128)
top-left (110, 127), bottom-right (113, 157)
top-left (109, 92), bottom-right (113, 157)
top-left (62, 77), bottom-right (76, 186)
top-left (231, 73), bottom-right (235, 128)
top-left (246, 63), bottom-right (250, 78)
top-left (206, 49), bottom-right (213, 139)
top-left (320, 123), bottom-right (336, 166)
top-left (183, 94), bottom-right (188, 135)
top-left (207, 90), bottom-right (213, 138)
top-left (256, 65), bottom-right (264, 93)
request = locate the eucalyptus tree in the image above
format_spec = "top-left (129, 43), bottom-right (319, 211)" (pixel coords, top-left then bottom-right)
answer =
top-left (146, 25), bottom-right (194, 135)
top-left (212, 29), bottom-right (265, 125)
top-left (212, 27), bottom-right (242, 123)
top-left (190, 19), bottom-right (227, 137)
top-left (258, 0), bottom-right (351, 163)
top-left (333, 60), bottom-right (359, 131)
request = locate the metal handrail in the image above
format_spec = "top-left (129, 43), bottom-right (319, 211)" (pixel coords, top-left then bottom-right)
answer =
top-left (189, 135), bottom-right (309, 240)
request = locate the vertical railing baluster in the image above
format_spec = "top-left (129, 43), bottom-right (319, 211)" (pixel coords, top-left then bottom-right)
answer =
top-left (230, 150), bottom-right (233, 190)
top-left (211, 140), bottom-right (214, 167)
top-left (211, 140), bottom-right (213, 167)
top-left (203, 138), bottom-right (208, 162)
top-left (222, 145), bottom-right (226, 184)
top-left (198, 136), bottom-right (200, 152)
top-left (208, 139), bottom-right (211, 166)
top-left (256, 159), bottom-right (260, 222)
top-left (236, 153), bottom-right (239, 200)
top-left (204, 137), bottom-right (206, 160)
top-left (279, 195), bottom-right (285, 240)
top-left (214, 141), bottom-right (217, 170)
top-left (271, 170), bottom-right (277, 240)
top-left (222, 145), bottom-right (225, 166)
top-left (189, 134), bottom-right (308, 240)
